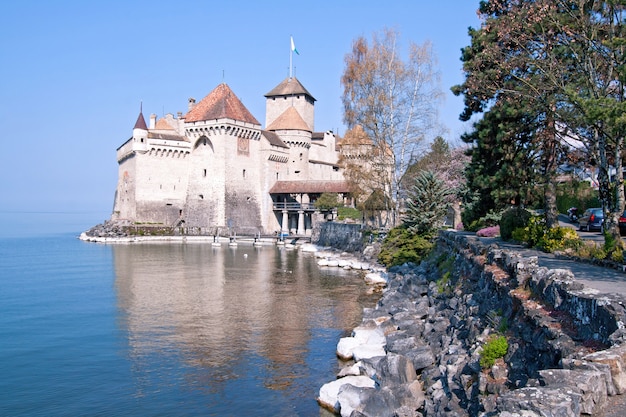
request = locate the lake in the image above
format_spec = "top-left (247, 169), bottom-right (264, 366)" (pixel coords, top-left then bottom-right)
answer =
top-left (0, 234), bottom-right (379, 416)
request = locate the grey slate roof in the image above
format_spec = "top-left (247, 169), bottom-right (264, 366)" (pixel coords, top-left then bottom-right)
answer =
top-left (262, 130), bottom-right (289, 148)
top-left (264, 77), bottom-right (316, 101)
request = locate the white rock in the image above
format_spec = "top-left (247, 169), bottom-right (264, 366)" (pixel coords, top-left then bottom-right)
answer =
top-left (318, 375), bottom-right (376, 413)
top-left (353, 326), bottom-right (386, 346)
top-left (338, 259), bottom-right (351, 268)
top-left (337, 337), bottom-right (361, 360)
top-left (364, 272), bottom-right (388, 286)
top-left (318, 259), bottom-right (329, 266)
top-left (337, 361), bottom-right (363, 377)
top-left (327, 259), bottom-right (339, 267)
top-left (300, 243), bottom-right (318, 252)
top-left (352, 344), bottom-right (387, 361)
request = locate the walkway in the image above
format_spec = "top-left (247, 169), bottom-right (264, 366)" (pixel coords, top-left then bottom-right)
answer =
top-left (480, 237), bottom-right (626, 298)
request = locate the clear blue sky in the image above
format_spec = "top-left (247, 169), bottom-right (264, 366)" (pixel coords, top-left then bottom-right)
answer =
top-left (0, 1), bottom-right (481, 237)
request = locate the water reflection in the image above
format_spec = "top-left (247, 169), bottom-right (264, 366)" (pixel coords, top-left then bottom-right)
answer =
top-left (112, 243), bottom-right (378, 415)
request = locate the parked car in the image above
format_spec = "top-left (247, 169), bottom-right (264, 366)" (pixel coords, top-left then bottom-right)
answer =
top-left (578, 208), bottom-right (604, 232)
top-left (619, 210), bottom-right (626, 236)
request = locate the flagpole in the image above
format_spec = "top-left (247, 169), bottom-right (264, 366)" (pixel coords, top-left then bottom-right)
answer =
top-left (289, 36), bottom-right (293, 79)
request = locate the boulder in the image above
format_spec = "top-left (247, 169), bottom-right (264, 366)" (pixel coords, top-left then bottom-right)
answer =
top-left (318, 375), bottom-right (376, 413)
top-left (497, 386), bottom-right (581, 417)
top-left (584, 348), bottom-right (626, 394)
top-left (364, 271), bottom-right (388, 286)
top-left (539, 368), bottom-right (607, 415)
top-left (337, 337), bottom-right (362, 360)
top-left (339, 385), bottom-right (401, 417)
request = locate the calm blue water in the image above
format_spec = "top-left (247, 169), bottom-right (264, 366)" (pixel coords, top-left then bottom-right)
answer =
top-left (0, 234), bottom-right (377, 416)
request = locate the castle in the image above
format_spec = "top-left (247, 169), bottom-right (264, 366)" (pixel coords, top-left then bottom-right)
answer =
top-left (111, 76), bottom-right (351, 237)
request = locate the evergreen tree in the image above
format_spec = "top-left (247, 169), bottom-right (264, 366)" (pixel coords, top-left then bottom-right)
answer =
top-left (403, 171), bottom-right (452, 235)
top-left (461, 101), bottom-right (542, 228)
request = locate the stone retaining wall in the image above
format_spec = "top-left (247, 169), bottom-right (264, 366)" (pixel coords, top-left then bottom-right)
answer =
top-left (319, 230), bottom-right (626, 417)
top-left (314, 222), bottom-right (364, 253)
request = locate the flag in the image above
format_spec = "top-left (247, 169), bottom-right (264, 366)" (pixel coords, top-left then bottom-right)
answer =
top-left (291, 36), bottom-right (299, 55)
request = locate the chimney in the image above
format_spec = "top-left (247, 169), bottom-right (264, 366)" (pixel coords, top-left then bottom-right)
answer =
top-left (188, 97), bottom-right (196, 111)
top-left (149, 114), bottom-right (156, 129)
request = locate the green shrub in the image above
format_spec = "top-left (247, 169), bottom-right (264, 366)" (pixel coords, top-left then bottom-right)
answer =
top-left (337, 206), bottom-right (362, 221)
top-left (540, 226), bottom-right (581, 252)
top-left (512, 215), bottom-right (582, 252)
top-left (556, 180), bottom-right (600, 214)
top-left (315, 192), bottom-right (341, 211)
top-left (576, 240), bottom-right (607, 260)
top-left (500, 207), bottom-right (532, 240)
top-left (378, 226), bottom-right (434, 267)
top-left (480, 335), bottom-right (508, 369)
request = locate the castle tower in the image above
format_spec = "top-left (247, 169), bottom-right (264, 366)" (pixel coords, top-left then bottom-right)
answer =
top-left (266, 106), bottom-right (312, 179)
top-left (264, 77), bottom-right (315, 131)
top-left (183, 83), bottom-right (263, 234)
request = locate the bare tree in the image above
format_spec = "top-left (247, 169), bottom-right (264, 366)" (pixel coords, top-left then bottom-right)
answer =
top-left (341, 28), bottom-right (442, 226)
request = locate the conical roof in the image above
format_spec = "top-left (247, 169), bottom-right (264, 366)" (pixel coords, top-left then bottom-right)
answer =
top-left (133, 111), bottom-right (147, 130)
top-left (265, 77), bottom-right (316, 101)
top-left (266, 106), bottom-right (311, 132)
top-left (185, 83), bottom-right (260, 125)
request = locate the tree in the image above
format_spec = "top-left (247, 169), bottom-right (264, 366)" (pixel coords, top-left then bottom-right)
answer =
top-left (402, 137), bottom-right (469, 229)
top-left (341, 28), bottom-right (442, 226)
top-left (338, 125), bottom-right (393, 208)
top-left (403, 171), bottom-right (452, 235)
top-left (453, 0), bottom-right (576, 229)
top-left (314, 192), bottom-right (340, 212)
top-left (402, 136), bottom-right (469, 198)
top-left (460, 100), bottom-right (543, 228)
top-left (454, 0), bottom-right (626, 248)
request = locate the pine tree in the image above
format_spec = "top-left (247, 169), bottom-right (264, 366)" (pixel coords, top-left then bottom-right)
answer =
top-left (403, 171), bottom-right (452, 235)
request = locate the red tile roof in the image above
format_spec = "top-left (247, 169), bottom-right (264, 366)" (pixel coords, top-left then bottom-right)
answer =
top-left (154, 118), bottom-right (174, 130)
top-left (266, 106), bottom-right (311, 132)
top-left (269, 180), bottom-right (350, 194)
top-left (185, 83), bottom-right (260, 125)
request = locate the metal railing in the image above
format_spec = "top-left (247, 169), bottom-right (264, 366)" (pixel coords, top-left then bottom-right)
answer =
top-left (272, 202), bottom-right (317, 211)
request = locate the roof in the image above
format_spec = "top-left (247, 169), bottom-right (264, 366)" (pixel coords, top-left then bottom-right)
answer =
top-left (341, 125), bottom-right (373, 146)
top-left (269, 180), bottom-right (350, 194)
top-left (262, 130), bottom-right (289, 148)
top-left (154, 118), bottom-right (175, 130)
top-left (134, 111), bottom-right (148, 130)
top-left (147, 132), bottom-right (186, 141)
top-left (265, 77), bottom-right (316, 101)
top-left (266, 106), bottom-right (311, 132)
top-left (185, 83), bottom-right (260, 125)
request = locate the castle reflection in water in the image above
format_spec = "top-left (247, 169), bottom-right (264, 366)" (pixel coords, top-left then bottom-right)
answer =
top-left (111, 243), bottom-right (378, 402)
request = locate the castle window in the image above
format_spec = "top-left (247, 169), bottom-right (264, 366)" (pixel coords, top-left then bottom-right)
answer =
top-left (243, 169), bottom-right (246, 178)
top-left (203, 169), bottom-right (207, 177)
top-left (199, 194), bottom-right (204, 199)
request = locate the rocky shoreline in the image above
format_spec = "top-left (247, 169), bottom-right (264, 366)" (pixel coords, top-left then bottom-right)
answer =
top-left (318, 230), bottom-right (626, 417)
